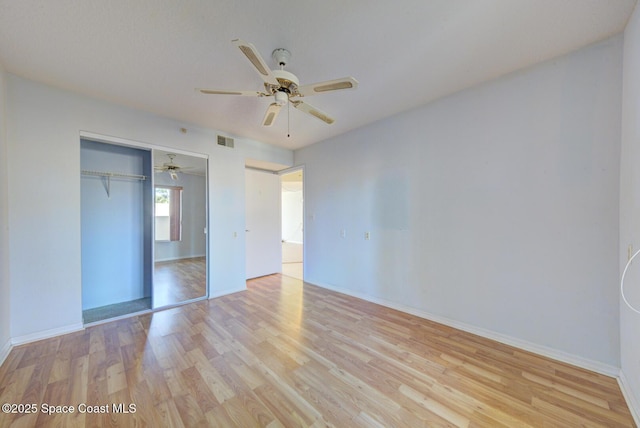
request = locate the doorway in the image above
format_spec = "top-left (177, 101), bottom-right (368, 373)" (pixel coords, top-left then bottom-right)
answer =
top-left (80, 139), bottom-right (153, 323)
top-left (245, 168), bottom-right (282, 279)
top-left (281, 168), bottom-right (303, 280)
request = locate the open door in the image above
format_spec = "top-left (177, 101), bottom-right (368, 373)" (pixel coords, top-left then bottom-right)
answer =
top-left (245, 168), bottom-right (282, 279)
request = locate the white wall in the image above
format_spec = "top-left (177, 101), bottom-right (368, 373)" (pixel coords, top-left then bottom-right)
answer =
top-left (5, 75), bottom-right (292, 339)
top-left (619, 2), bottom-right (640, 420)
top-left (282, 182), bottom-right (303, 243)
top-left (0, 64), bottom-right (10, 361)
top-left (296, 36), bottom-right (623, 368)
top-left (154, 171), bottom-right (207, 262)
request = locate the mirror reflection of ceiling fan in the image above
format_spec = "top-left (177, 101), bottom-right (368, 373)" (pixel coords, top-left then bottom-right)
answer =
top-left (154, 154), bottom-right (191, 180)
top-left (197, 39), bottom-right (358, 127)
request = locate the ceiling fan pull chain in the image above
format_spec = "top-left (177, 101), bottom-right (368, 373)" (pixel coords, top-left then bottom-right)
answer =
top-left (287, 98), bottom-right (290, 138)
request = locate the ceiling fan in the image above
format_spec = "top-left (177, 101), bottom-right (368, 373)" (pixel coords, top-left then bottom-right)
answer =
top-left (197, 39), bottom-right (358, 127)
top-left (154, 154), bottom-right (190, 180)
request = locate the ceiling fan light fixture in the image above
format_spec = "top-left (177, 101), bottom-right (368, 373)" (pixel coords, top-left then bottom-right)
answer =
top-left (170, 170), bottom-right (178, 180)
top-left (274, 91), bottom-right (288, 106)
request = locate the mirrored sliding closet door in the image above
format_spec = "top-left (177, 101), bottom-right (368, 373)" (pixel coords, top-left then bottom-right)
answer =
top-left (152, 150), bottom-right (208, 309)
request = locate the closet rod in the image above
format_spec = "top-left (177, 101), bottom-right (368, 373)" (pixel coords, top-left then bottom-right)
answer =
top-left (81, 170), bottom-right (147, 198)
top-left (81, 169), bottom-right (147, 180)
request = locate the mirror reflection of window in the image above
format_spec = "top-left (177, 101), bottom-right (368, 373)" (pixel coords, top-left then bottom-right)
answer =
top-left (155, 185), bottom-right (182, 241)
top-left (153, 149), bottom-right (207, 309)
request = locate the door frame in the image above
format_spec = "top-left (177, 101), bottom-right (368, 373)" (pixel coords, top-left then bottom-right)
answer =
top-left (278, 165), bottom-right (305, 280)
top-left (79, 131), bottom-right (210, 317)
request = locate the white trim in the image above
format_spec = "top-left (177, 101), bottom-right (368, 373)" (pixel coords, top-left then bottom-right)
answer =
top-left (277, 165), bottom-right (305, 176)
top-left (4, 287), bottom-right (244, 350)
top-left (0, 338), bottom-right (11, 367)
top-left (80, 130), bottom-right (212, 305)
top-left (11, 323), bottom-right (84, 346)
top-left (279, 164), bottom-right (305, 281)
top-left (209, 285), bottom-right (247, 299)
top-left (308, 280), bottom-right (620, 377)
top-left (79, 131), bottom-right (208, 159)
top-left (245, 166), bottom-right (279, 174)
top-left (618, 370), bottom-right (640, 426)
top-left (154, 254), bottom-right (206, 263)
top-left (83, 310), bottom-right (153, 328)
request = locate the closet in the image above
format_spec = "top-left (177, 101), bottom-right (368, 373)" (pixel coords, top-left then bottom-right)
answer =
top-left (80, 139), bottom-right (153, 323)
top-left (80, 138), bottom-right (209, 324)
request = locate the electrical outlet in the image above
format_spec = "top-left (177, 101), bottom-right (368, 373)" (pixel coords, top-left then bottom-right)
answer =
top-left (364, 231), bottom-right (370, 240)
top-left (340, 229), bottom-right (346, 238)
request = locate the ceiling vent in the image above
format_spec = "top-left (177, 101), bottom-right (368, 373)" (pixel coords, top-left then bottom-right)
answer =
top-left (217, 135), bottom-right (234, 148)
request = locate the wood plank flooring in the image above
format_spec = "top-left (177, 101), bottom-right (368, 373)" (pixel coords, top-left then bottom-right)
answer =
top-left (153, 257), bottom-right (207, 308)
top-left (282, 242), bottom-right (303, 280)
top-left (82, 257), bottom-right (206, 324)
top-left (0, 274), bottom-right (635, 427)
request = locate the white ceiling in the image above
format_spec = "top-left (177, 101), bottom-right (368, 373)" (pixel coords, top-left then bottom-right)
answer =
top-left (154, 149), bottom-right (207, 177)
top-left (0, 1), bottom-right (636, 150)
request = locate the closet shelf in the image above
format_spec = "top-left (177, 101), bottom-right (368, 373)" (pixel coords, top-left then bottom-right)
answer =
top-left (81, 170), bottom-right (147, 180)
top-left (81, 169), bottom-right (147, 198)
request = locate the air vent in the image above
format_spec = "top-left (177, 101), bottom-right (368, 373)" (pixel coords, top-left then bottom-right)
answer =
top-left (217, 135), bottom-right (234, 148)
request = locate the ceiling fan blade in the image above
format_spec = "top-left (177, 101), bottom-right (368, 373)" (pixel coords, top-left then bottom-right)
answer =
top-left (262, 103), bottom-right (282, 127)
top-left (232, 39), bottom-right (280, 86)
top-left (197, 88), bottom-right (263, 96)
top-left (296, 77), bottom-right (358, 97)
top-left (292, 100), bottom-right (335, 124)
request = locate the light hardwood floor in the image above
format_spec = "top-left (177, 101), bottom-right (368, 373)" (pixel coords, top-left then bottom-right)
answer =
top-left (154, 257), bottom-right (207, 308)
top-left (83, 257), bottom-right (207, 324)
top-left (282, 242), bottom-right (303, 280)
top-left (0, 274), bottom-right (635, 427)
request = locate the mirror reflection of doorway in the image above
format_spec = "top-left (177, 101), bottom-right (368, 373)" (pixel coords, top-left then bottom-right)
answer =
top-left (281, 169), bottom-right (303, 280)
top-left (153, 150), bottom-right (208, 308)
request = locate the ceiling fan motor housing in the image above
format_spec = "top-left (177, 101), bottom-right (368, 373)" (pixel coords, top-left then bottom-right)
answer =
top-left (266, 69), bottom-right (300, 98)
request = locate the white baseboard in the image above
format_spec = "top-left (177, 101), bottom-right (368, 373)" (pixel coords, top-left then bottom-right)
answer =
top-left (155, 254), bottom-right (206, 263)
top-left (0, 337), bottom-right (11, 367)
top-left (618, 370), bottom-right (640, 426)
top-left (6, 284), bottom-right (246, 349)
top-left (11, 323), bottom-right (84, 346)
top-left (309, 280), bottom-right (619, 377)
top-left (209, 285), bottom-right (247, 299)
